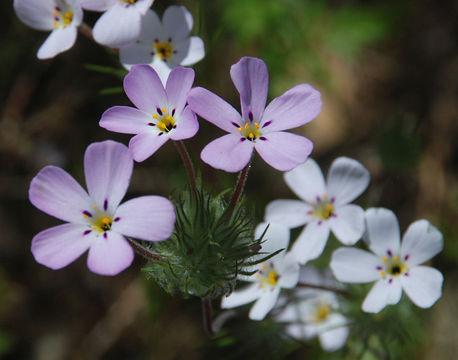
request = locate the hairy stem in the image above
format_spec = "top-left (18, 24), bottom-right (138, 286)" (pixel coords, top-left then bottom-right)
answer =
top-left (128, 238), bottom-right (164, 261)
top-left (297, 282), bottom-right (351, 298)
top-left (175, 141), bottom-right (197, 190)
top-left (202, 298), bottom-right (215, 337)
top-left (223, 163), bottom-right (251, 220)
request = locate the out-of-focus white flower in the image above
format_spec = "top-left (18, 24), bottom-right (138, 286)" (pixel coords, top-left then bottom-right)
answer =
top-left (221, 223), bottom-right (300, 320)
top-left (330, 208), bottom-right (444, 313)
top-left (265, 157), bottom-right (369, 264)
top-left (276, 267), bottom-right (349, 352)
top-left (14, 0), bottom-right (83, 59)
top-left (119, 6), bottom-right (205, 84)
top-left (80, 0), bottom-right (154, 47)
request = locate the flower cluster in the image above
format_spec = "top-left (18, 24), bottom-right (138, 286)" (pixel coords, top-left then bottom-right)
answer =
top-left (17, 0), bottom-right (445, 354)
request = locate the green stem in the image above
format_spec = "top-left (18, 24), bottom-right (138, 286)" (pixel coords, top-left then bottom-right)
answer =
top-left (128, 238), bottom-right (164, 261)
top-left (175, 141), bottom-right (197, 191)
top-left (202, 298), bottom-right (215, 337)
top-left (223, 163), bottom-right (251, 220)
top-left (297, 282), bottom-right (350, 298)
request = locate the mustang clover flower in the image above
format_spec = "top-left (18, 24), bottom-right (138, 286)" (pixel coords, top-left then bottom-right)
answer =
top-left (221, 222), bottom-right (300, 320)
top-left (80, 0), bottom-right (154, 47)
top-left (29, 140), bottom-right (175, 276)
top-left (119, 6), bottom-right (205, 85)
top-left (13, 0), bottom-right (83, 59)
top-left (276, 268), bottom-right (349, 352)
top-left (99, 64), bottom-right (198, 162)
top-left (265, 157), bottom-right (369, 264)
top-left (187, 56), bottom-right (321, 172)
top-left (330, 208), bottom-right (444, 313)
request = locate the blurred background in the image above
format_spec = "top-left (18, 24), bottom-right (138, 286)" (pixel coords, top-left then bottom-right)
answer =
top-left (1, 0), bottom-right (457, 358)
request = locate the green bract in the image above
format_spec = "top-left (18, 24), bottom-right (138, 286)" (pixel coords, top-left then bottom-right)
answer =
top-left (142, 188), bottom-right (265, 299)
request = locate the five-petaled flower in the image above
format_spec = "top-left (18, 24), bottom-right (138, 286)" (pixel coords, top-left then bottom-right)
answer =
top-left (187, 56), bottom-right (322, 173)
top-left (29, 140), bottom-right (176, 276)
top-left (119, 6), bottom-right (205, 85)
top-left (221, 222), bottom-right (300, 320)
top-left (80, 0), bottom-right (154, 47)
top-left (265, 157), bottom-right (370, 264)
top-left (13, 0), bottom-right (83, 59)
top-left (276, 267), bottom-right (349, 352)
top-left (330, 208), bottom-right (444, 313)
top-left (99, 64), bottom-right (199, 162)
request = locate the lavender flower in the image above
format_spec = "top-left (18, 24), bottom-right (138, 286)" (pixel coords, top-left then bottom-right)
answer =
top-left (29, 140), bottom-right (175, 276)
top-left (99, 65), bottom-right (198, 162)
top-left (187, 56), bottom-right (322, 172)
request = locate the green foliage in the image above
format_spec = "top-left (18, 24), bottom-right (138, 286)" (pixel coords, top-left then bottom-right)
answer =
top-left (143, 188), bottom-right (264, 299)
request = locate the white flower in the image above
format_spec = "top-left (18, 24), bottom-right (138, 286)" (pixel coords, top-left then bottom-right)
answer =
top-left (221, 222), bottom-right (300, 320)
top-left (119, 6), bottom-right (205, 84)
top-left (276, 267), bottom-right (349, 352)
top-left (330, 208), bottom-right (444, 313)
top-left (80, 0), bottom-right (154, 47)
top-left (265, 157), bottom-right (370, 264)
top-left (14, 0), bottom-right (83, 59)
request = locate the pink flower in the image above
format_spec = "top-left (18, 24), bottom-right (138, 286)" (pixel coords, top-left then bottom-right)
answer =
top-left (29, 140), bottom-right (175, 276)
top-left (99, 65), bottom-right (198, 162)
top-left (187, 56), bottom-right (322, 172)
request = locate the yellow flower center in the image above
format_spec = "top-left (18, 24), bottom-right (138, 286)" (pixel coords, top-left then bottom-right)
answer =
top-left (119, 0), bottom-right (138, 4)
top-left (378, 254), bottom-right (409, 278)
top-left (308, 194), bottom-right (335, 220)
top-left (154, 42), bottom-right (173, 60)
top-left (312, 302), bottom-right (332, 323)
top-left (256, 263), bottom-right (280, 288)
top-left (238, 122), bottom-right (261, 141)
top-left (53, 6), bottom-right (74, 29)
top-left (151, 108), bottom-right (176, 133)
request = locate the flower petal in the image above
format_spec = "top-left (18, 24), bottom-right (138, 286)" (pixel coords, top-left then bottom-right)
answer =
top-left (330, 247), bottom-right (380, 283)
top-left (80, 0), bottom-right (117, 11)
top-left (29, 165), bottom-right (91, 223)
top-left (262, 84), bottom-right (322, 131)
top-left (284, 158), bottom-right (326, 203)
top-left (362, 279), bottom-right (401, 313)
top-left (254, 222), bottom-right (290, 255)
top-left (165, 66), bottom-right (195, 113)
top-left (400, 266), bottom-right (443, 308)
top-left (200, 134), bottom-right (254, 173)
top-left (187, 87), bottom-right (242, 133)
top-left (254, 132), bottom-right (313, 171)
top-left (249, 287), bottom-right (280, 320)
top-left (133, 0), bottom-right (154, 15)
top-left (137, 9), bottom-right (162, 42)
top-left (329, 204), bottom-right (365, 245)
top-left (128, 132), bottom-right (168, 162)
top-left (124, 64), bottom-right (168, 113)
top-left (264, 199), bottom-right (312, 228)
top-left (13, 0), bottom-right (55, 30)
top-left (221, 283), bottom-right (261, 309)
top-left (99, 106), bottom-right (152, 134)
top-left (176, 36), bottom-right (205, 66)
top-left (87, 231), bottom-right (134, 275)
top-left (119, 43), bottom-right (154, 69)
top-left (84, 141), bottom-right (133, 211)
top-left (31, 223), bottom-right (93, 270)
top-left (37, 27), bottom-right (77, 59)
top-left (365, 208), bottom-right (401, 257)
top-left (326, 157), bottom-right (370, 206)
top-left (162, 5), bottom-right (193, 42)
top-left (291, 221), bottom-right (330, 264)
top-left (230, 57), bottom-right (268, 122)
top-left (113, 195), bottom-right (175, 241)
top-left (169, 106), bottom-right (199, 140)
top-left (92, 3), bottom-right (141, 47)
top-left (319, 322), bottom-right (349, 352)
top-left (277, 253), bottom-right (300, 288)
top-left (400, 220), bottom-right (443, 266)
